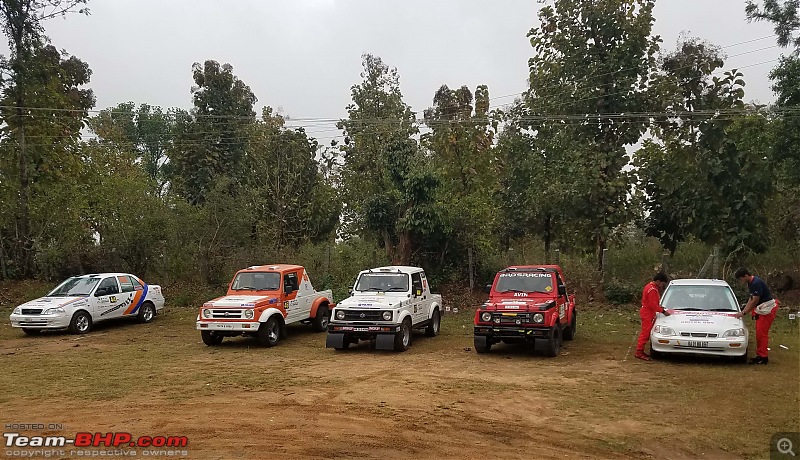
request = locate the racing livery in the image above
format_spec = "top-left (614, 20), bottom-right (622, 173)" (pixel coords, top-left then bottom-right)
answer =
top-left (650, 279), bottom-right (748, 362)
top-left (9, 273), bottom-right (165, 335)
top-left (473, 265), bottom-right (576, 357)
top-left (196, 264), bottom-right (333, 347)
top-left (326, 266), bottom-right (443, 352)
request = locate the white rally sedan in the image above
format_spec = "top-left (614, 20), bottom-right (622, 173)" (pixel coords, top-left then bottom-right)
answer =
top-left (650, 279), bottom-right (748, 362)
top-left (9, 273), bottom-right (165, 335)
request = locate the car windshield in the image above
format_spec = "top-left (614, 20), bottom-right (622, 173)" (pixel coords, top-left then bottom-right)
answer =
top-left (661, 285), bottom-right (738, 312)
top-left (231, 272), bottom-right (281, 291)
top-left (48, 277), bottom-right (100, 297)
top-left (494, 272), bottom-right (555, 293)
top-left (355, 273), bottom-right (409, 292)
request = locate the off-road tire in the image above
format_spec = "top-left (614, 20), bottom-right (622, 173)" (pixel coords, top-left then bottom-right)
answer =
top-left (201, 330), bottom-right (224, 346)
top-left (544, 325), bottom-right (562, 357)
top-left (474, 337), bottom-right (492, 354)
top-left (425, 309), bottom-right (441, 337)
top-left (311, 305), bottom-right (329, 332)
top-left (393, 318), bottom-right (412, 352)
top-left (257, 316), bottom-right (281, 347)
top-left (563, 311), bottom-right (577, 341)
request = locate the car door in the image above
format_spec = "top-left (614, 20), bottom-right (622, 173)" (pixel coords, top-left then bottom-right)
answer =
top-left (554, 273), bottom-right (568, 322)
top-left (92, 276), bottom-right (124, 321)
top-left (116, 275), bottom-right (138, 316)
top-left (282, 271), bottom-right (303, 323)
top-left (410, 272), bottom-right (426, 324)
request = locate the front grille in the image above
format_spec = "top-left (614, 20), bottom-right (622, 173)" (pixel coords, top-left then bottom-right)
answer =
top-left (343, 310), bottom-right (384, 321)
top-left (211, 309), bottom-right (244, 319)
top-left (680, 332), bottom-right (718, 338)
top-left (21, 309), bottom-right (42, 315)
top-left (492, 313), bottom-right (532, 324)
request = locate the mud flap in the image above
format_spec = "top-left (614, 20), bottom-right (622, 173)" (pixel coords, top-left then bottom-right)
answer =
top-left (375, 334), bottom-right (395, 350)
top-left (474, 335), bottom-right (489, 350)
top-left (326, 333), bottom-right (346, 349)
top-left (533, 338), bottom-right (550, 351)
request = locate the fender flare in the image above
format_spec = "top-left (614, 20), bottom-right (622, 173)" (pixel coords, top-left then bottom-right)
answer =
top-left (310, 297), bottom-right (331, 319)
top-left (428, 302), bottom-right (441, 320)
top-left (257, 308), bottom-right (286, 323)
top-left (397, 311), bottom-right (413, 325)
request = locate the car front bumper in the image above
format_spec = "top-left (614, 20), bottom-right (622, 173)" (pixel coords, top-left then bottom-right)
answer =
top-left (474, 325), bottom-right (553, 340)
top-left (650, 334), bottom-right (747, 356)
top-left (196, 321), bottom-right (260, 332)
top-left (10, 313), bottom-right (71, 329)
top-left (326, 322), bottom-right (401, 349)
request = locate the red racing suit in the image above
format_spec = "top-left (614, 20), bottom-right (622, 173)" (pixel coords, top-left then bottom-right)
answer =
top-left (637, 281), bottom-right (665, 353)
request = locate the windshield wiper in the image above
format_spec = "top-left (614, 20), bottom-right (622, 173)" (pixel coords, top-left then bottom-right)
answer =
top-left (672, 307), bottom-right (701, 311)
top-left (233, 286), bottom-right (256, 290)
top-left (385, 287), bottom-right (407, 292)
top-left (709, 308), bottom-right (736, 312)
top-left (500, 289), bottom-right (527, 293)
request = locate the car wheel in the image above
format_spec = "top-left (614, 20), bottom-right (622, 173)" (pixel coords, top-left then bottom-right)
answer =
top-left (425, 309), bottom-right (441, 337)
top-left (650, 347), bottom-right (664, 360)
top-left (311, 305), bottom-right (329, 332)
top-left (22, 328), bottom-right (41, 336)
top-left (563, 311), bottom-right (577, 341)
top-left (257, 316), bottom-right (281, 347)
top-left (544, 325), bottom-right (562, 357)
top-left (393, 318), bottom-right (412, 352)
top-left (68, 311), bottom-right (92, 335)
top-left (137, 302), bottom-right (156, 324)
top-left (201, 330), bottom-right (224, 346)
top-left (474, 336), bottom-right (492, 354)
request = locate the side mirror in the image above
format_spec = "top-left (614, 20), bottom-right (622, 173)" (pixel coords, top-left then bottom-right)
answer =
top-left (558, 285), bottom-right (566, 296)
top-left (484, 285), bottom-right (492, 294)
top-left (348, 289), bottom-right (353, 296)
top-left (95, 287), bottom-right (108, 297)
top-left (284, 285), bottom-right (294, 295)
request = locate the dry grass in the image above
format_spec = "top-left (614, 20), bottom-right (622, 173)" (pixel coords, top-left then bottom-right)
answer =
top-left (0, 295), bottom-right (797, 459)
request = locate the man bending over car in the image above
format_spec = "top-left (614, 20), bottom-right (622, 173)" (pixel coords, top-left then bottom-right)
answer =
top-left (734, 268), bottom-right (778, 365)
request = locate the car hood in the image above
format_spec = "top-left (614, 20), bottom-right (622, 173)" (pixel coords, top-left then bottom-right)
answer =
top-left (18, 296), bottom-right (87, 309)
top-left (656, 310), bottom-right (744, 332)
top-left (338, 295), bottom-right (406, 309)
top-left (204, 295), bottom-right (279, 308)
top-left (482, 298), bottom-right (557, 312)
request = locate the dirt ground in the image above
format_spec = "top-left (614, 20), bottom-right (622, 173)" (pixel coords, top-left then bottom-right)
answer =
top-left (0, 305), bottom-right (798, 460)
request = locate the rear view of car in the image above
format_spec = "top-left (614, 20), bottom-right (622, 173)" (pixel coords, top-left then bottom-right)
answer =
top-left (650, 279), bottom-right (748, 362)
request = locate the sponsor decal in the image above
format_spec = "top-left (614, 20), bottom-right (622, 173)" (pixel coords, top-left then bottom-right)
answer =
top-left (499, 272), bottom-right (551, 278)
top-left (545, 286), bottom-right (553, 292)
top-left (109, 296), bottom-right (117, 303)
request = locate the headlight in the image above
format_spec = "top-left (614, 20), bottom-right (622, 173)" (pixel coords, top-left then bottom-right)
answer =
top-left (42, 307), bottom-right (65, 315)
top-left (654, 325), bottom-right (676, 336)
top-left (12, 307), bottom-right (21, 315)
top-left (382, 311), bottom-right (392, 321)
top-left (336, 310), bottom-right (346, 320)
top-left (723, 328), bottom-right (745, 338)
top-left (532, 313), bottom-right (544, 323)
top-left (480, 312), bottom-right (492, 322)
top-left (203, 309), bottom-right (212, 318)
top-left (244, 309), bottom-right (254, 319)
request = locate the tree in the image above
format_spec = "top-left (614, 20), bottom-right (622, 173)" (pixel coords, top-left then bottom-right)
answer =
top-left (526, 0), bottom-right (660, 270)
top-left (746, 0), bottom-right (799, 49)
top-left (0, 0), bottom-right (90, 277)
top-left (423, 84), bottom-right (497, 284)
top-left (169, 60), bottom-right (257, 205)
top-left (90, 102), bottom-right (189, 196)
top-left (337, 54), bottom-right (435, 265)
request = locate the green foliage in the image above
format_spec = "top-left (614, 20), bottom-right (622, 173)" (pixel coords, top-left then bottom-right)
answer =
top-left (603, 281), bottom-right (638, 305)
top-left (746, 0), bottom-right (800, 49)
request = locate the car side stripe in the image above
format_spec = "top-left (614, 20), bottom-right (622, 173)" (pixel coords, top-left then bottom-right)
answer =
top-left (124, 284), bottom-right (148, 315)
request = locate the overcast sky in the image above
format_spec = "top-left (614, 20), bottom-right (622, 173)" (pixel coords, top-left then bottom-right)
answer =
top-left (7, 0), bottom-right (788, 144)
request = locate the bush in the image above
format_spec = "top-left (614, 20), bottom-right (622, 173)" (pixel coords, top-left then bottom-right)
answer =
top-left (604, 281), bottom-right (638, 305)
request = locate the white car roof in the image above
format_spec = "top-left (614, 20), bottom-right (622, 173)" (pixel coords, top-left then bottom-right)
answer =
top-left (69, 273), bottom-right (136, 278)
top-left (669, 279), bottom-right (731, 287)
top-left (360, 266), bottom-right (422, 275)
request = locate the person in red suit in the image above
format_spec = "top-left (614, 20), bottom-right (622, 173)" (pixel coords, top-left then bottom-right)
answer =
top-left (636, 272), bottom-right (670, 361)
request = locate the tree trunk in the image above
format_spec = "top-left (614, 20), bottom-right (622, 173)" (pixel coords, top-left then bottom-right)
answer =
top-left (395, 230), bottom-right (411, 265)
top-left (543, 213), bottom-right (552, 264)
top-left (468, 247), bottom-right (474, 290)
top-left (381, 228), bottom-right (395, 263)
top-left (17, 109), bottom-right (31, 277)
top-left (596, 232), bottom-right (606, 273)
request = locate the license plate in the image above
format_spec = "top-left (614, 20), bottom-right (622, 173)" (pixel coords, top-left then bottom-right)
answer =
top-left (688, 341), bottom-right (709, 348)
top-left (215, 323), bottom-right (234, 329)
top-left (354, 327), bottom-right (369, 332)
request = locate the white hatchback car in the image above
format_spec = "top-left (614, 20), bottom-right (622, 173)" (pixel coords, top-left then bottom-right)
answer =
top-left (650, 279), bottom-right (748, 362)
top-left (9, 273), bottom-right (165, 335)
